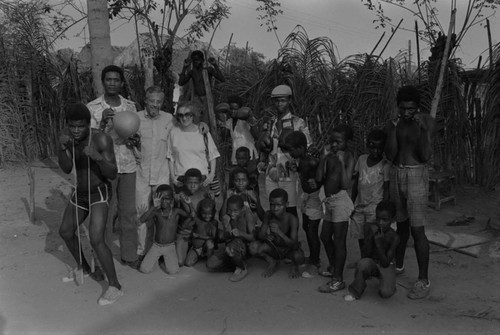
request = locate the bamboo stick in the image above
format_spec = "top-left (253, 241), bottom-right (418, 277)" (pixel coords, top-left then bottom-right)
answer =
top-left (376, 19), bottom-right (403, 62)
top-left (368, 31), bottom-right (385, 57)
top-left (430, 9), bottom-right (456, 119)
top-left (224, 33), bottom-right (233, 70)
top-left (415, 20), bottom-right (421, 84)
top-left (430, 237), bottom-right (498, 254)
top-left (486, 19), bottom-right (493, 69)
top-left (429, 240), bottom-right (478, 258)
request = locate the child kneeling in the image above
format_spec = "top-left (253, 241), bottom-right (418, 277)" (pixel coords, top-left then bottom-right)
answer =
top-left (344, 201), bottom-right (400, 301)
top-left (139, 185), bottom-right (191, 274)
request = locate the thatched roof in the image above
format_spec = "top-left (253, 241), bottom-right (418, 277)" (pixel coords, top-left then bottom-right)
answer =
top-left (113, 33), bottom-right (220, 74)
top-left (76, 44), bottom-right (127, 69)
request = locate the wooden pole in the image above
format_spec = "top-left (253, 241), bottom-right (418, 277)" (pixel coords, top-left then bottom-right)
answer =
top-left (243, 41), bottom-right (249, 64)
top-left (429, 240), bottom-right (478, 258)
top-left (369, 31), bottom-right (386, 57)
top-left (407, 39), bottom-right (412, 74)
top-left (430, 9), bottom-right (456, 119)
top-left (415, 20), bottom-right (421, 84)
top-left (376, 19), bottom-right (403, 62)
top-left (486, 19), bottom-right (493, 69)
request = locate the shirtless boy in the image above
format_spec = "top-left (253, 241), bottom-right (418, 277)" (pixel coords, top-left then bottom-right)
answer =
top-left (344, 201), bottom-right (400, 301)
top-left (58, 103), bottom-right (122, 305)
top-left (249, 188), bottom-right (305, 278)
top-left (207, 195), bottom-right (256, 282)
top-left (385, 85), bottom-right (436, 299)
top-left (139, 185), bottom-right (191, 274)
top-left (285, 131), bottom-right (323, 268)
top-left (316, 125), bottom-right (355, 292)
top-left (185, 198), bottom-right (219, 266)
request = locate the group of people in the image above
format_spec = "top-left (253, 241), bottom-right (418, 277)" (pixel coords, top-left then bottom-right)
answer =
top-left (58, 53), bottom-right (436, 306)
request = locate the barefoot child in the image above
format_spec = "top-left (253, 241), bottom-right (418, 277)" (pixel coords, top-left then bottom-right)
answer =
top-left (207, 195), bottom-right (256, 282)
top-left (344, 201), bottom-right (400, 301)
top-left (58, 103), bottom-right (123, 305)
top-left (233, 146), bottom-right (260, 193)
top-left (285, 131), bottom-right (323, 268)
top-left (385, 85), bottom-right (436, 299)
top-left (316, 125), bottom-right (355, 292)
top-left (249, 188), bottom-right (305, 278)
top-left (350, 129), bottom-right (390, 259)
top-left (176, 168), bottom-right (212, 265)
top-left (139, 185), bottom-right (191, 274)
top-left (185, 198), bottom-right (218, 266)
top-left (220, 167), bottom-right (265, 222)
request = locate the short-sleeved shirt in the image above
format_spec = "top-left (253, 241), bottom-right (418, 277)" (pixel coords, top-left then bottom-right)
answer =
top-left (87, 95), bottom-right (138, 174)
top-left (354, 154), bottom-right (390, 207)
top-left (166, 127), bottom-right (220, 178)
top-left (225, 118), bottom-right (258, 164)
top-left (137, 110), bottom-right (174, 185)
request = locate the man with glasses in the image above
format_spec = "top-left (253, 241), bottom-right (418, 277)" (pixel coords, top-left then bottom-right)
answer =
top-left (385, 85), bottom-right (436, 299)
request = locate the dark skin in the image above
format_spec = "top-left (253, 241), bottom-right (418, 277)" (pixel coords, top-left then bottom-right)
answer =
top-left (288, 144), bottom-right (322, 265)
top-left (362, 209), bottom-right (400, 268)
top-left (58, 119), bottom-right (121, 289)
top-left (385, 100), bottom-right (436, 282)
top-left (221, 172), bottom-right (265, 221)
top-left (251, 196), bottom-right (303, 278)
top-left (140, 190), bottom-right (190, 245)
top-left (316, 131), bottom-right (355, 280)
top-left (98, 71), bottom-right (125, 130)
top-left (235, 151), bottom-right (259, 192)
top-left (178, 55), bottom-right (225, 96)
top-left (192, 206), bottom-right (218, 249)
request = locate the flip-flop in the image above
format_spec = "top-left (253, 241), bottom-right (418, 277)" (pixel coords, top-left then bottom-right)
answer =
top-left (319, 268), bottom-right (333, 277)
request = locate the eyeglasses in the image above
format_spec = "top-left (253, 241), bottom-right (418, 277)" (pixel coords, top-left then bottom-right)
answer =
top-left (177, 112), bottom-right (193, 119)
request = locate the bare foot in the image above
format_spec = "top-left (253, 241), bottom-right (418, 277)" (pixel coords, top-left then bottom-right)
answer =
top-left (262, 259), bottom-right (278, 277)
top-left (288, 265), bottom-right (300, 279)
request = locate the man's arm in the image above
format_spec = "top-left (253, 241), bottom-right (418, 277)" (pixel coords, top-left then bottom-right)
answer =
top-left (415, 114), bottom-right (436, 162)
top-left (178, 58), bottom-right (192, 86)
top-left (58, 129), bottom-right (73, 174)
top-left (351, 173), bottom-right (359, 203)
top-left (140, 207), bottom-right (158, 225)
top-left (86, 132), bottom-right (118, 180)
top-left (315, 154), bottom-right (329, 185)
top-left (384, 120), bottom-right (398, 162)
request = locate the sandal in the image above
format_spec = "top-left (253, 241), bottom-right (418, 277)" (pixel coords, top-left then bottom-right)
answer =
top-left (319, 267), bottom-right (333, 277)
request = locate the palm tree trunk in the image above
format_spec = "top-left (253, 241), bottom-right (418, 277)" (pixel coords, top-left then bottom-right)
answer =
top-left (87, 0), bottom-right (112, 96)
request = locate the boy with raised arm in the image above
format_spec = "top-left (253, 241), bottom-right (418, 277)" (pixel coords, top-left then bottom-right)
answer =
top-left (249, 188), bottom-right (305, 278)
top-left (58, 103), bottom-right (123, 306)
top-left (139, 185), bottom-right (191, 274)
top-left (316, 125), bottom-right (355, 293)
top-left (385, 85), bottom-right (436, 299)
top-left (344, 201), bottom-right (400, 301)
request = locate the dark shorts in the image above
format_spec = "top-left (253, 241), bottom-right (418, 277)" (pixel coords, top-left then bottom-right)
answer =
top-left (70, 183), bottom-right (111, 211)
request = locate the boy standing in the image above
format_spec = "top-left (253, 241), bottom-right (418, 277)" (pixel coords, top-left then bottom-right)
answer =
top-left (344, 201), bottom-right (400, 301)
top-left (385, 85), bottom-right (436, 299)
top-left (285, 131), bottom-right (323, 268)
top-left (350, 129), bottom-right (390, 258)
top-left (207, 195), bottom-right (256, 282)
top-left (58, 103), bottom-right (123, 305)
top-left (316, 125), bottom-right (355, 292)
top-left (139, 185), bottom-right (191, 274)
top-left (249, 188), bottom-right (305, 278)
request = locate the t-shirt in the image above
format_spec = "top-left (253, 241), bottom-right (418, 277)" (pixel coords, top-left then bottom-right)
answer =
top-left (225, 118), bottom-right (258, 164)
top-left (166, 127), bottom-right (220, 178)
top-left (354, 154), bottom-right (390, 207)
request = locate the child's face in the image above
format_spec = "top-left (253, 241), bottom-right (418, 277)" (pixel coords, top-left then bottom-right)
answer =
top-left (269, 196), bottom-right (287, 217)
top-left (288, 145), bottom-right (304, 159)
top-left (330, 131), bottom-right (347, 153)
top-left (233, 172), bottom-right (249, 192)
top-left (398, 101), bottom-right (419, 120)
top-left (227, 202), bottom-right (243, 220)
top-left (376, 209), bottom-right (394, 232)
top-left (200, 206), bottom-right (214, 222)
top-left (235, 151), bottom-right (249, 167)
top-left (367, 139), bottom-right (384, 160)
top-left (185, 176), bottom-right (202, 195)
top-left (159, 190), bottom-right (174, 209)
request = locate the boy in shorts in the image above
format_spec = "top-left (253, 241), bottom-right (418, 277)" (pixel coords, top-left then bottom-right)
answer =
top-left (185, 198), bottom-right (218, 266)
top-left (350, 129), bottom-right (390, 259)
top-left (316, 125), bottom-right (355, 292)
top-left (285, 131), bottom-right (323, 268)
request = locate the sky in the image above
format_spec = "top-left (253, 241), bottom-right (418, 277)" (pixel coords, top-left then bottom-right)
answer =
top-left (52, 0), bottom-right (499, 69)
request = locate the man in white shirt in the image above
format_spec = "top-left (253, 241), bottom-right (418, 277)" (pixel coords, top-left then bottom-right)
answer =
top-left (135, 86), bottom-right (175, 259)
top-left (87, 65), bottom-right (140, 269)
top-left (264, 85), bottom-right (312, 216)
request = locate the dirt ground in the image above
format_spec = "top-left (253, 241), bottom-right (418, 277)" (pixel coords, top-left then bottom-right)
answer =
top-left (1, 160), bottom-right (500, 335)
